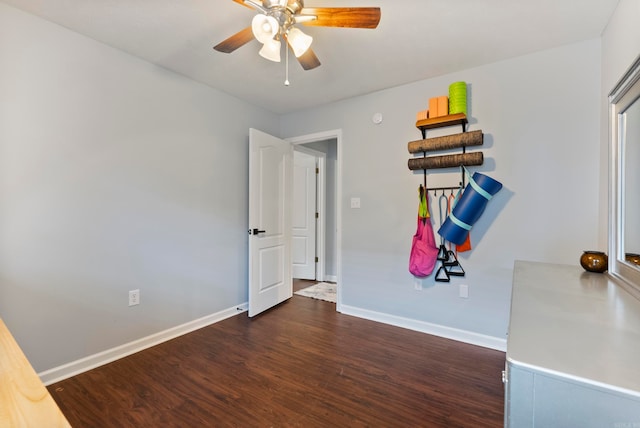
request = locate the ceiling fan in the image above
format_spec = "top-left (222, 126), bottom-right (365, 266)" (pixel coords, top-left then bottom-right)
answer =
top-left (214, 0), bottom-right (381, 71)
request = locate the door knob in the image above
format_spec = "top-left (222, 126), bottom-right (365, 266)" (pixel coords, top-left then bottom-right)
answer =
top-left (250, 228), bottom-right (266, 235)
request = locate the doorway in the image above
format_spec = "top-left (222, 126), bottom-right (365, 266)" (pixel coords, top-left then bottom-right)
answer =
top-left (288, 130), bottom-right (342, 309)
top-left (292, 148), bottom-right (322, 281)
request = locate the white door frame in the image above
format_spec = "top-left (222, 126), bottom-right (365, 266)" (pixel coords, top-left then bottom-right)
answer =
top-left (287, 129), bottom-right (342, 312)
top-left (293, 146), bottom-right (325, 282)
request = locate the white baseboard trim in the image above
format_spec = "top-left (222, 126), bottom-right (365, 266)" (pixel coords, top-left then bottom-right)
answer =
top-left (339, 304), bottom-right (506, 352)
top-left (39, 302), bottom-right (249, 386)
top-left (324, 275), bottom-right (338, 283)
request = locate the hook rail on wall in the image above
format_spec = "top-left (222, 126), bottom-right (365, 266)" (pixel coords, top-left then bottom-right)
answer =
top-left (430, 186), bottom-right (462, 194)
top-left (407, 113), bottom-right (484, 191)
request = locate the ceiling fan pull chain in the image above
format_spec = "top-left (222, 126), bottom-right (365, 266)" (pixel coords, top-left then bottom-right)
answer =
top-left (284, 41), bottom-right (290, 86)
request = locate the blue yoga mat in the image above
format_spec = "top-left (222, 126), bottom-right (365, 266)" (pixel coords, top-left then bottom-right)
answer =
top-left (438, 172), bottom-right (502, 245)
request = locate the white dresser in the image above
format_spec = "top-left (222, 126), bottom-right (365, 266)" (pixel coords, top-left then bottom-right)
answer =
top-left (505, 261), bottom-right (640, 427)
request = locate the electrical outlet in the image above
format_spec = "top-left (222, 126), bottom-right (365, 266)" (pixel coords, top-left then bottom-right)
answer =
top-left (414, 278), bottom-right (423, 291)
top-left (350, 197), bottom-right (361, 209)
top-left (129, 289), bottom-right (140, 306)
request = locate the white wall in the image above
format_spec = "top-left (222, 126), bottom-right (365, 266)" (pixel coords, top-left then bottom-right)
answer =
top-left (601, 0), bottom-right (640, 93)
top-left (281, 39), bottom-right (602, 342)
top-left (0, 3), bottom-right (279, 372)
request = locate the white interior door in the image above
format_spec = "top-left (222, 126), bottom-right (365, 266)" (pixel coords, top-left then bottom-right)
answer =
top-left (248, 128), bottom-right (292, 317)
top-left (292, 150), bottom-right (317, 280)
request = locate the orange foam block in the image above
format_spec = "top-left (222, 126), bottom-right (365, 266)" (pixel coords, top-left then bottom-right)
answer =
top-left (429, 97), bottom-right (439, 117)
top-left (437, 96), bottom-right (449, 117)
top-left (416, 109), bottom-right (429, 121)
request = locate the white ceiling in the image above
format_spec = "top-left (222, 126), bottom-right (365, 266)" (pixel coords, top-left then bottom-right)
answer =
top-left (3, 0), bottom-right (619, 114)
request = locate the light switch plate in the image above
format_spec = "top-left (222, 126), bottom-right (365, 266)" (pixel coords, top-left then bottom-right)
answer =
top-left (459, 284), bottom-right (469, 298)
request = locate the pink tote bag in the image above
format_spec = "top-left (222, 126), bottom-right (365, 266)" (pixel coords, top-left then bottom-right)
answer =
top-left (409, 210), bottom-right (439, 278)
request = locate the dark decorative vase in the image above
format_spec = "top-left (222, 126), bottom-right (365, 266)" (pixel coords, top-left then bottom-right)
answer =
top-left (580, 251), bottom-right (608, 273)
top-left (626, 253), bottom-right (640, 266)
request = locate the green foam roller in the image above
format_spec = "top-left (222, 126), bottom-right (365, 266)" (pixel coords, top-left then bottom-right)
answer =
top-left (449, 81), bottom-right (467, 115)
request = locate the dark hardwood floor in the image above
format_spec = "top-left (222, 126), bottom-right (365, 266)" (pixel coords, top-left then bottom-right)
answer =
top-left (48, 285), bottom-right (506, 427)
top-left (293, 278), bottom-right (317, 292)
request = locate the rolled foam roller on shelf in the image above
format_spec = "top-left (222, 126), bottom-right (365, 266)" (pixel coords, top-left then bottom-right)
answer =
top-left (407, 130), bottom-right (483, 154)
top-left (448, 81), bottom-right (467, 115)
top-left (407, 152), bottom-right (483, 170)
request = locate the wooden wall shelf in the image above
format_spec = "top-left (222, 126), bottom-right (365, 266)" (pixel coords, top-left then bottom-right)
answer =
top-left (416, 113), bottom-right (467, 132)
top-left (408, 111), bottom-right (482, 190)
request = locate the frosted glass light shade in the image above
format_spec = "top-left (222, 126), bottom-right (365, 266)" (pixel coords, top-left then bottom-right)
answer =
top-left (259, 38), bottom-right (281, 62)
top-left (287, 27), bottom-right (313, 57)
top-left (252, 14), bottom-right (279, 44)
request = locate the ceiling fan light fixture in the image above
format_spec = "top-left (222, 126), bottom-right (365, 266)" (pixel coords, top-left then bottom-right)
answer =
top-left (264, 0), bottom-right (288, 7)
top-left (287, 27), bottom-right (313, 57)
top-left (259, 38), bottom-right (281, 62)
top-left (216, 1), bottom-right (381, 72)
top-left (252, 14), bottom-right (279, 44)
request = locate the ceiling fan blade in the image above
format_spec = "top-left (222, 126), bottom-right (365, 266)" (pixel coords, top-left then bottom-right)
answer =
top-left (213, 26), bottom-right (254, 53)
top-left (296, 47), bottom-right (321, 71)
top-left (299, 7), bottom-right (381, 29)
top-left (232, 0), bottom-right (255, 10)
top-left (283, 33), bottom-right (321, 70)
